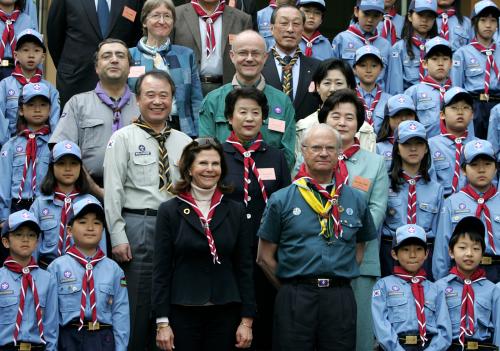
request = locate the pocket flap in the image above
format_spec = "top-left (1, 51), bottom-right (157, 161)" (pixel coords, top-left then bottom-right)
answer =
top-left (80, 119), bottom-right (105, 128)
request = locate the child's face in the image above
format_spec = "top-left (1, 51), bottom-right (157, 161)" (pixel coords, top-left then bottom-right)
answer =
top-left (67, 213), bottom-right (103, 251)
top-left (1, 226), bottom-right (38, 261)
top-left (384, 0), bottom-right (397, 9)
top-left (53, 155), bottom-right (81, 188)
top-left (353, 56), bottom-right (382, 86)
top-left (354, 8), bottom-right (383, 33)
top-left (449, 233), bottom-right (483, 276)
top-left (397, 138), bottom-right (428, 168)
top-left (441, 100), bottom-right (473, 134)
top-left (437, 0), bottom-right (455, 8)
top-left (19, 96), bottom-right (50, 129)
top-left (423, 53), bottom-right (452, 82)
top-left (316, 69), bottom-right (348, 102)
top-left (477, 15), bottom-right (498, 41)
top-left (14, 42), bottom-right (45, 72)
top-left (408, 11), bottom-right (436, 37)
top-left (391, 244), bottom-right (428, 274)
top-left (388, 111), bottom-right (416, 132)
top-left (463, 157), bottom-right (497, 192)
top-left (299, 6), bottom-right (322, 34)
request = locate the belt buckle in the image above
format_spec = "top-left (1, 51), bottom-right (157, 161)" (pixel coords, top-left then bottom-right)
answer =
top-left (317, 278), bottom-right (330, 288)
top-left (19, 343), bottom-right (31, 351)
top-left (480, 93), bottom-right (489, 102)
top-left (1, 59), bottom-right (9, 67)
top-left (88, 321), bottom-right (100, 331)
top-left (466, 341), bottom-right (479, 350)
top-left (405, 335), bottom-right (418, 345)
top-left (481, 257), bottom-right (493, 265)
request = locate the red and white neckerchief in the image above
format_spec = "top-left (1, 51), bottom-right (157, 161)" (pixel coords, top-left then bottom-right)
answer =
top-left (470, 39), bottom-right (500, 100)
top-left (269, 0), bottom-right (276, 8)
top-left (401, 172), bottom-right (422, 224)
top-left (226, 131), bottom-right (268, 206)
top-left (439, 120), bottom-right (467, 194)
top-left (17, 126), bottom-right (50, 202)
top-left (381, 7), bottom-right (398, 45)
top-left (356, 85), bottom-right (382, 126)
top-left (437, 8), bottom-right (456, 41)
top-left (347, 25), bottom-right (379, 45)
top-left (0, 9), bottom-right (20, 60)
top-left (394, 266), bottom-right (428, 346)
top-left (178, 189), bottom-right (224, 264)
top-left (336, 138), bottom-right (361, 189)
top-left (461, 184), bottom-right (497, 254)
top-left (421, 75), bottom-right (451, 102)
top-left (302, 31), bottom-right (322, 57)
top-left (11, 63), bottom-right (42, 86)
top-left (191, 0), bottom-right (225, 58)
top-left (53, 188), bottom-right (80, 256)
top-left (66, 246), bottom-right (106, 330)
top-left (411, 36), bottom-right (427, 81)
top-left (4, 257), bottom-right (45, 346)
top-left (449, 266), bottom-right (487, 349)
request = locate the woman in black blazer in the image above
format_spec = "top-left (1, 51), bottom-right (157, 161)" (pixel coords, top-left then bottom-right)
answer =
top-left (153, 138), bottom-right (255, 351)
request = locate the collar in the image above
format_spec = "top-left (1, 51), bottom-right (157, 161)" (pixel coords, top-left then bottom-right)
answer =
top-left (358, 84), bottom-right (377, 98)
top-left (93, 84), bottom-right (132, 104)
top-left (274, 46), bottom-right (298, 59)
top-left (231, 74), bottom-right (267, 91)
top-left (222, 140), bottom-right (267, 154)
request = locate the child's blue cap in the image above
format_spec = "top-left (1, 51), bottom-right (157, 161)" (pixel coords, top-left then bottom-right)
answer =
top-left (452, 216), bottom-right (485, 240)
top-left (443, 87), bottom-right (473, 107)
top-left (52, 140), bottom-right (82, 163)
top-left (1, 210), bottom-right (40, 237)
top-left (357, 0), bottom-right (384, 14)
top-left (462, 139), bottom-right (496, 164)
top-left (409, 0), bottom-right (437, 14)
top-left (16, 29), bottom-right (46, 52)
top-left (385, 94), bottom-right (416, 117)
top-left (21, 82), bottom-right (50, 103)
top-left (424, 37), bottom-right (452, 58)
top-left (71, 195), bottom-right (105, 222)
top-left (297, 0), bottom-right (326, 10)
top-left (395, 120), bottom-right (427, 144)
top-left (354, 45), bottom-right (384, 66)
top-left (393, 224), bottom-right (427, 249)
top-left (471, 0), bottom-right (500, 19)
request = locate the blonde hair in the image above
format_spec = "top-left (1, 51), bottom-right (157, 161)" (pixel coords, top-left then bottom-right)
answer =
top-left (141, 0), bottom-right (176, 36)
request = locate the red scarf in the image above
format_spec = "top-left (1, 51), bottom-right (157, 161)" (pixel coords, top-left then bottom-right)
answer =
top-left (0, 9), bottom-right (19, 59)
top-left (177, 189), bottom-right (224, 264)
top-left (440, 120), bottom-right (467, 194)
top-left (470, 39), bottom-right (500, 99)
top-left (11, 63), bottom-right (42, 86)
top-left (411, 36), bottom-right (427, 81)
top-left (17, 126), bottom-right (50, 202)
top-left (226, 131), bottom-right (268, 206)
top-left (401, 173), bottom-right (421, 224)
top-left (4, 257), bottom-right (45, 345)
top-left (449, 266), bottom-right (487, 349)
top-left (302, 31), bottom-right (322, 57)
top-left (421, 76), bottom-right (451, 102)
top-left (437, 8), bottom-right (456, 41)
top-left (336, 139), bottom-right (361, 189)
top-left (394, 266), bottom-right (428, 346)
top-left (66, 246), bottom-right (106, 330)
top-left (191, 0), bottom-right (225, 58)
top-left (460, 184), bottom-right (497, 254)
top-left (269, 0), bottom-right (276, 8)
top-left (381, 7), bottom-right (398, 45)
top-left (347, 25), bottom-right (379, 45)
top-left (356, 85), bottom-right (382, 126)
top-left (53, 188), bottom-right (80, 256)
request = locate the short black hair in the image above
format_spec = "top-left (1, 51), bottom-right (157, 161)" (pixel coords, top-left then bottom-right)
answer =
top-left (224, 87), bottom-right (269, 130)
top-left (94, 38), bottom-right (133, 66)
top-left (135, 70), bottom-right (176, 97)
top-left (449, 231), bottom-right (486, 253)
top-left (318, 89), bottom-right (365, 132)
top-left (312, 59), bottom-right (356, 89)
top-left (270, 5), bottom-right (306, 24)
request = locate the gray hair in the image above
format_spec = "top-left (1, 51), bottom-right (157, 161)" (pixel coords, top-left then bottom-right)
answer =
top-left (301, 124), bottom-right (342, 152)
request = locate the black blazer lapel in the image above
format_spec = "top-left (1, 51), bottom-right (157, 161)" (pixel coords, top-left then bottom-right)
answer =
top-left (176, 198), bottom-right (230, 235)
top-left (262, 56), bottom-right (281, 91)
top-left (107, 0), bottom-right (125, 37)
top-left (294, 55), bottom-right (314, 111)
top-left (208, 200), bottom-right (230, 232)
top-left (82, 0), bottom-right (103, 39)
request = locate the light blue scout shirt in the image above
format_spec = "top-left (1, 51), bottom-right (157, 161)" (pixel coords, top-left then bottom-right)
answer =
top-left (299, 34), bottom-right (333, 61)
top-left (257, 182), bottom-right (376, 279)
top-left (487, 104), bottom-right (500, 159)
top-left (0, 266), bottom-right (58, 350)
top-left (436, 15), bottom-right (472, 52)
top-left (0, 13), bottom-right (36, 59)
top-left (257, 6), bottom-right (275, 50)
top-left (372, 275), bottom-right (452, 350)
top-left (376, 140), bottom-right (394, 172)
top-left (376, 13), bottom-right (405, 43)
top-left (48, 254), bottom-right (130, 351)
top-left (436, 275), bottom-right (500, 345)
top-left (357, 85), bottom-right (392, 135)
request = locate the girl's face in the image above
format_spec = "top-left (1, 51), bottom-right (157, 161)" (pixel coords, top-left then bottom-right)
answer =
top-left (19, 96), bottom-right (50, 130)
top-left (388, 111), bottom-right (416, 133)
top-left (384, 0), bottom-right (397, 9)
top-left (463, 157), bottom-right (497, 193)
top-left (397, 138), bottom-right (428, 168)
top-left (477, 15), bottom-right (498, 41)
top-left (353, 56), bottom-right (383, 87)
top-left (354, 8), bottom-right (383, 33)
top-left (408, 11), bottom-right (436, 37)
top-left (53, 155), bottom-right (81, 189)
top-left (316, 69), bottom-right (349, 103)
top-left (437, 0), bottom-right (455, 9)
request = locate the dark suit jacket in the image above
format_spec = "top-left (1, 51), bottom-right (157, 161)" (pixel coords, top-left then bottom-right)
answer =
top-left (152, 196), bottom-right (256, 318)
top-left (262, 53), bottom-right (321, 120)
top-left (47, 0), bottom-right (143, 107)
top-left (180, 0), bottom-right (256, 29)
top-left (171, 4), bottom-right (252, 84)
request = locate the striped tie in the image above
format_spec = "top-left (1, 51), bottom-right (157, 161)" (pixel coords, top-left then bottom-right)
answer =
top-left (272, 47), bottom-right (300, 100)
top-left (402, 173), bottom-right (421, 224)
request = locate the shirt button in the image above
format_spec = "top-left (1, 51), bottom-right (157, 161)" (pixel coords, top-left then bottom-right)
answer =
top-left (247, 196), bottom-right (252, 201)
top-left (246, 214), bottom-right (252, 219)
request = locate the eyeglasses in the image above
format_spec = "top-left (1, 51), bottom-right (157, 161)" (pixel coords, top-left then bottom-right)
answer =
top-left (302, 144), bottom-right (337, 154)
top-left (233, 50), bottom-right (266, 59)
top-left (447, 105), bottom-right (473, 113)
top-left (194, 137), bottom-right (219, 147)
top-left (148, 13), bottom-right (173, 22)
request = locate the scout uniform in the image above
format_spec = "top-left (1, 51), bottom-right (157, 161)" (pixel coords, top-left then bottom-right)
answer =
top-left (487, 99), bottom-right (500, 160)
top-left (372, 224), bottom-right (452, 351)
top-left (0, 210), bottom-right (58, 351)
top-left (256, 1), bottom-right (276, 50)
top-left (377, 6), bottom-right (405, 45)
top-left (297, 0), bottom-right (333, 61)
top-left (436, 6), bottom-right (472, 52)
top-left (47, 196), bottom-right (129, 351)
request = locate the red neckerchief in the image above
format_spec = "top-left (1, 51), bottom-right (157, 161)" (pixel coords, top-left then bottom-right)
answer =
top-left (0, 9), bottom-right (20, 59)
top-left (347, 25), bottom-right (379, 45)
top-left (191, 0), bottom-right (225, 58)
top-left (226, 131), bottom-right (268, 206)
top-left (411, 36), bottom-right (427, 81)
top-left (449, 266), bottom-right (487, 349)
top-left (177, 189), bottom-right (224, 264)
top-left (336, 138), bottom-right (361, 189)
top-left (356, 85), bottom-right (382, 126)
top-left (17, 126), bottom-right (50, 202)
top-left (302, 31), bottom-right (322, 57)
top-left (439, 120), bottom-right (467, 194)
top-left (437, 8), bottom-right (456, 41)
top-left (470, 38), bottom-right (500, 99)
top-left (460, 184), bottom-right (498, 254)
top-left (4, 257), bottom-right (45, 346)
top-left (11, 64), bottom-right (42, 86)
top-left (421, 76), bottom-right (451, 102)
top-left (269, 0), bottom-right (276, 8)
top-left (388, 135), bottom-right (395, 144)
top-left (401, 172), bottom-right (422, 224)
top-left (53, 188), bottom-right (80, 256)
top-left (66, 246), bottom-right (106, 330)
top-left (381, 7), bottom-right (398, 45)
top-left (394, 266), bottom-right (428, 346)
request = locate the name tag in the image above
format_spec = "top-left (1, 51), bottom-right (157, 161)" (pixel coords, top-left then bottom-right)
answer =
top-left (352, 176), bottom-right (371, 192)
top-left (122, 6), bottom-right (137, 22)
top-left (258, 168), bottom-right (276, 180)
top-left (128, 66), bottom-right (146, 78)
top-left (268, 118), bottom-right (285, 133)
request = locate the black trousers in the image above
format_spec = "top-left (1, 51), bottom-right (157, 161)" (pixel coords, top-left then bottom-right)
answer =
top-left (472, 98), bottom-right (497, 139)
top-left (253, 265), bottom-right (277, 351)
top-left (272, 282), bottom-right (356, 351)
top-left (170, 303), bottom-right (241, 351)
top-left (58, 326), bottom-right (115, 351)
top-left (481, 261), bottom-right (500, 283)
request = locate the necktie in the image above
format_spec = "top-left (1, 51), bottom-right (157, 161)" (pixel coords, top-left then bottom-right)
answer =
top-left (302, 31), bottom-right (322, 57)
top-left (0, 9), bottom-right (20, 59)
top-left (411, 36), bottom-right (426, 81)
top-left (97, 0), bottom-right (110, 37)
top-left (355, 85), bottom-right (382, 126)
top-left (401, 173), bottom-right (422, 224)
top-left (66, 246), bottom-right (106, 330)
top-left (53, 188), bottom-right (80, 256)
top-left (470, 39), bottom-right (500, 101)
top-left (4, 257), bottom-right (45, 346)
top-left (95, 82), bottom-right (132, 133)
top-left (439, 120), bottom-right (467, 193)
top-left (421, 76), bottom-right (451, 102)
top-left (347, 25), bottom-right (379, 45)
top-left (272, 47), bottom-right (301, 99)
top-left (191, 0), bottom-right (226, 58)
top-left (11, 63), bottom-right (42, 86)
top-left (381, 7), bottom-right (398, 45)
top-left (438, 8), bottom-right (456, 41)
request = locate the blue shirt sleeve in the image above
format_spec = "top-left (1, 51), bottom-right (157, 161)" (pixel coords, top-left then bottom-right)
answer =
top-left (111, 265), bottom-right (130, 351)
top-left (257, 191), bottom-right (283, 244)
top-left (43, 271), bottom-right (59, 351)
top-left (433, 198), bottom-right (453, 280)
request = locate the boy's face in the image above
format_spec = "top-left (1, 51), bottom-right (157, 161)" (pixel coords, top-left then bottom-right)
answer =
top-left (391, 244), bottom-right (428, 274)
top-left (14, 42), bottom-right (45, 72)
top-left (67, 212), bottom-right (103, 251)
top-left (355, 8), bottom-right (383, 33)
top-left (440, 100), bottom-right (473, 134)
top-left (423, 53), bottom-right (451, 82)
top-left (463, 157), bottom-right (497, 191)
top-left (299, 5), bottom-right (323, 34)
top-left (388, 110), bottom-right (416, 132)
top-left (477, 15), bottom-right (498, 41)
top-left (449, 233), bottom-right (483, 276)
top-left (1, 226), bottom-right (38, 260)
top-left (353, 56), bottom-right (382, 86)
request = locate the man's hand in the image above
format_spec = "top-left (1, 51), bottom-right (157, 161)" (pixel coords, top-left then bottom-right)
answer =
top-left (113, 243), bottom-right (132, 262)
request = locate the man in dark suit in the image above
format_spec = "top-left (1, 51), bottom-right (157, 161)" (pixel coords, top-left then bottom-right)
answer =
top-left (261, 4), bottom-right (320, 120)
top-left (47, 0), bottom-right (143, 107)
top-left (180, 0), bottom-right (257, 28)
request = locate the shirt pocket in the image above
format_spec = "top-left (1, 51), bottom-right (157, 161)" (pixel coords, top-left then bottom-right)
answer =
top-left (339, 215), bottom-right (363, 244)
top-left (415, 101), bottom-right (437, 128)
top-left (40, 218), bottom-right (59, 248)
top-left (341, 51), bottom-right (355, 64)
top-left (454, 27), bottom-right (469, 48)
top-left (446, 296), bottom-right (461, 326)
top-left (387, 297), bottom-right (408, 323)
top-left (12, 152), bottom-right (26, 183)
top-left (98, 284), bottom-right (114, 313)
top-left (80, 119), bottom-right (105, 151)
top-left (417, 201), bottom-right (439, 232)
top-left (476, 298), bottom-right (492, 328)
top-left (58, 283), bottom-right (82, 312)
top-left (386, 197), bottom-right (402, 225)
top-left (0, 296), bottom-right (18, 324)
top-left (403, 58), bottom-right (420, 82)
top-left (465, 65), bottom-right (484, 78)
top-left (131, 154), bottom-right (157, 187)
top-left (424, 300), bottom-right (437, 327)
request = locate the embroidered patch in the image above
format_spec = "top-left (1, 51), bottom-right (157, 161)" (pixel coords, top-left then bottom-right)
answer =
top-left (0, 282), bottom-right (9, 290)
top-left (392, 285), bottom-right (400, 291)
top-left (7, 89), bottom-right (15, 96)
top-left (42, 208), bottom-right (49, 216)
top-left (274, 106), bottom-right (282, 114)
top-left (373, 289), bottom-right (381, 297)
top-left (64, 271), bottom-right (72, 278)
top-left (16, 145), bottom-right (23, 153)
top-left (120, 277), bottom-right (127, 287)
